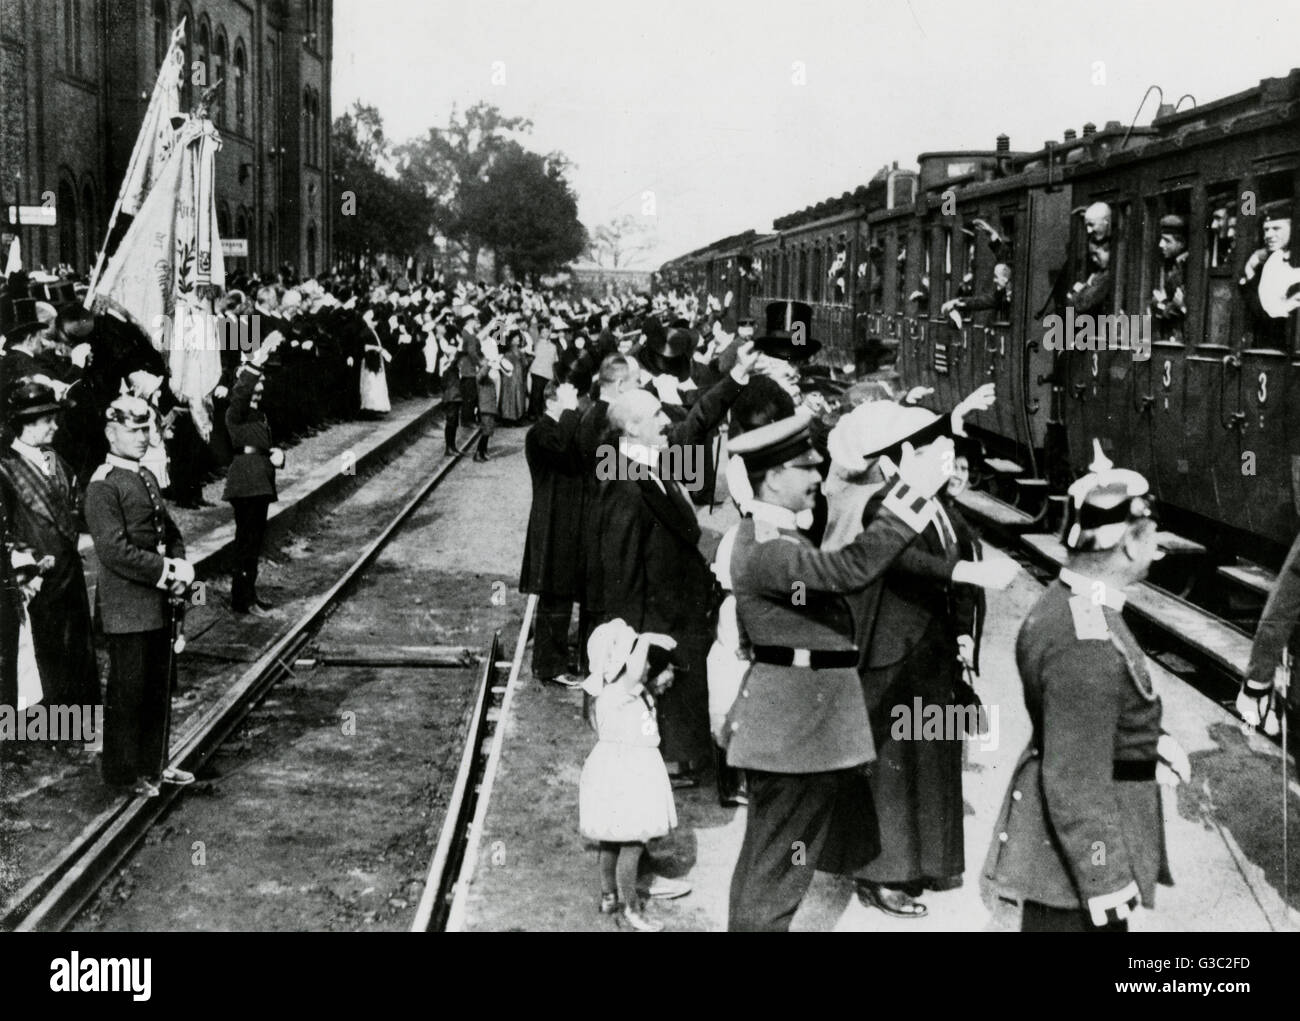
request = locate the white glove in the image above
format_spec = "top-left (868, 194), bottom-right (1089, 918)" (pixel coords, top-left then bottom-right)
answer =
top-left (956, 634), bottom-right (975, 670)
top-left (1087, 881), bottom-right (1140, 927)
top-left (165, 558), bottom-right (195, 587)
top-left (903, 386), bottom-right (934, 405)
top-left (1156, 733), bottom-right (1190, 786)
top-left (951, 383), bottom-right (997, 435)
top-left (269, 447), bottom-right (286, 469)
top-left (70, 342), bottom-right (92, 368)
top-left (952, 558), bottom-right (1020, 591)
top-left (897, 437), bottom-right (955, 499)
top-left (1236, 681), bottom-right (1281, 737)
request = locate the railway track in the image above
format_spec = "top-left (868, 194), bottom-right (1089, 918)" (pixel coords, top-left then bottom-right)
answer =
top-left (1, 428), bottom-right (497, 933)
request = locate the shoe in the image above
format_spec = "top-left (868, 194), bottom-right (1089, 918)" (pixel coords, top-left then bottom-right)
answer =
top-left (473, 452), bottom-right (489, 463)
top-left (161, 767), bottom-right (195, 786)
top-left (539, 673), bottom-right (583, 689)
top-left (599, 892), bottom-right (620, 915)
top-left (130, 778), bottom-right (161, 798)
top-left (445, 445), bottom-right (459, 457)
top-left (234, 603), bottom-right (273, 619)
top-left (254, 596), bottom-right (275, 611)
top-left (669, 772), bottom-right (699, 790)
top-left (618, 901), bottom-right (664, 932)
top-left (856, 882), bottom-right (928, 918)
top-left (643, 874), bottom-right (692, 900)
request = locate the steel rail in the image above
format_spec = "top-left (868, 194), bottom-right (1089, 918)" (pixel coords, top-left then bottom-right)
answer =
top-left (3, 430), bottom-right (480, 932)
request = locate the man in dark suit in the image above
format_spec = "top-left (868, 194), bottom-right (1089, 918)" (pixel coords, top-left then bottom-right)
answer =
top-left (723, 413), bottom-right (954, 931)
top-left (0, 382), bottom-right (99, 713)
top-left (84, 396), bottom-right (196, 797)
top-left (595, 342), bottom-right (759, 781)
top-left (224, 347), bottom-right (283, 616)
top-left (983, 443), bottom-right (1189, 931)
top-left (519, 380), bottom-right (583, 687)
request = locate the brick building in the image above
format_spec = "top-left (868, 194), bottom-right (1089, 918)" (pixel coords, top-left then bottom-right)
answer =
top-left (0, 0), bottom-right (332, 279)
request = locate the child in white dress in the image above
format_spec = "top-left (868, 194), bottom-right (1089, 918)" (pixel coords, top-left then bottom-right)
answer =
top-left (579, 620), bottom-right (679, 931)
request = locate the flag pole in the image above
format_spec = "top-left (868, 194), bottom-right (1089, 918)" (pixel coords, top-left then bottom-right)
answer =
top-left (85, 18), bottom-right (187, 307)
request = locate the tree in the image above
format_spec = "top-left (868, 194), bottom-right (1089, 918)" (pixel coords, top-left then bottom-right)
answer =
top-left (457, 142), bottom-right (588, 283)
top-left (395, 102), bottom-right (533, 271)
top-left (589, 214), bottom-right (656, 269)
top-left (331, 102), bottom-right (433, 272)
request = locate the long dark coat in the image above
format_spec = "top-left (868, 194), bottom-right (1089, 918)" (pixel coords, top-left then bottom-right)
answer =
top-left (0, 498), bottom-right (24, 709)
top-left (595, 456), bottom-right (714, 764)
top-left (518, 409), bottom-right (583, 598)
top-left (847, 491), bottom-right (976, 887)
top-left (223, 365), bottom-right (278, 502)
top-left (0, 449), bottom-right (99, 706)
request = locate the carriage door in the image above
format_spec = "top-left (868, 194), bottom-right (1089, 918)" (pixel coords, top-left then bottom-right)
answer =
top-left (1021, 186), bottom-right (1072, 459)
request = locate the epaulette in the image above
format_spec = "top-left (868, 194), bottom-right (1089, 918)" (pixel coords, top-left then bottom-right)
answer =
top-left (1068, 595), bottom-right (1110, 641)
top-left (754, 519), bottom-right (781, 544)
top-left (89, 462), bottom-right (113, 483)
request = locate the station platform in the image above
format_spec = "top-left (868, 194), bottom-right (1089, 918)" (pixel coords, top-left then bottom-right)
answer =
top-left (460, 447), bottom-right (1300, 933)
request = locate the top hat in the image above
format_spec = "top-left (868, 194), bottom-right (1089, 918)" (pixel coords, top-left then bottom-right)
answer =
top-left (755, 301), bottom-right (822, 362)
top-left (41, 280), bottom-right (78, 305)
top-left (1062, 440), bottom-right (1156, 552)
top-left (728, 410), bottom-right (823, 472)
top-left (639, 326), bottom-right (694, 381)
top-left (5, 380), bottom-right (60, 425)
top-left (1, 272), bottom-right (45, 342)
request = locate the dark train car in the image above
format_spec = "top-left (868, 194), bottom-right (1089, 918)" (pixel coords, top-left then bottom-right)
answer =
top-left (755, 165), bottom-right (916, 370)
top-left (1041, 73), bottom-right (1300, 557)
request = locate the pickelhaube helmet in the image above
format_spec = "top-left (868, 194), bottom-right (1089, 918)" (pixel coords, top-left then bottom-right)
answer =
top-left (105, 395), bottom-right (152, 430)
top-left (1062, 439), bottom-right (1157, 552)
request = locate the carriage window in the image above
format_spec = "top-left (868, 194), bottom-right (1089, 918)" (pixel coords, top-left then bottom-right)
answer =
top-left (1068, 199), bottom-right (1115, 317)
top-left (1149, 191), bottom-right (1190, 342)
top-left (830, 242), bottom-right (848, 305)
top-left (1202, 183), bottom-right (1238, 348)
top-left (942, 227), bottom-right (954, 302)
top-left (958, 227), bottom-right (977, 299)
top-left (894, 233), bottom-right (907, 312)
top-left (1241, 174), bottom-right (1296, 352)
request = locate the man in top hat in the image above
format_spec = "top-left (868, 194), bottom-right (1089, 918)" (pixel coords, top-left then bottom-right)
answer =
top-left (0, 274), bottom-right (57, 421)
top-left (1239, 199), bottom-right (1299, 347)
top-left (982, 441), bottom-right (1189, 931)
top-left (722, 412), bottom-right (955, 931)
top-left (84, 395), bottom-right (196, 797)
top-left (0, 382), bottom-right (99, 717)
top-left (1152, 214), bottom-right (1188, 328)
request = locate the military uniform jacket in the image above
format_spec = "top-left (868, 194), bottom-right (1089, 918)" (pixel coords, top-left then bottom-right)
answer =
top-left (983, 574), bottom-right (1172, 910)
top-left (84, 457), bottom-right (186, 634)
top-left (723, 480), bottom-right (932, 774)
top-left (223, 364), bottom-right (277, 502)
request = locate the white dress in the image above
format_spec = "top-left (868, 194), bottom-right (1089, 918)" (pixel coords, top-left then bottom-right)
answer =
top-left (579, 684), bottom-right (677, 843)
top-left (359, 344), bottom-right (391, 413)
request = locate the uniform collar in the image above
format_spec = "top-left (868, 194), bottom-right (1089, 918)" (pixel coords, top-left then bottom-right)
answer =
top-left (105, 453), bottom-right (142, 474)
top-left (749, 500), bottom-right (802, 531)
top-left (1059, 566), bottom-right (1127, 611)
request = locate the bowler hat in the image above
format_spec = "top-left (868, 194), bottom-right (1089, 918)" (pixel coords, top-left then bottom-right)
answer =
top-left (756, 301), bottom-right (822, 361)
top-left (639, 326), bottom-right (694, 381)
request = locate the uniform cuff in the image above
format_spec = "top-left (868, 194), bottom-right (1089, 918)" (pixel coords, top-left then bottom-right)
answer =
top-left (880, 480), bottom-right (934, 534)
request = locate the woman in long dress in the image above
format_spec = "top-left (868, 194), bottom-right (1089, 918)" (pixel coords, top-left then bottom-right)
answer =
top-left (497, 333), bottom-right (530, 424)
top-left (359, 311), bottom-right (392, 415)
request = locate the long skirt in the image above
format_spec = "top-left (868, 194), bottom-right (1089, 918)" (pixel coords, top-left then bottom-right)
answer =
top-left (856, 634), bottom-right (965, 886)
top-left (360, 365), bottom-right (391, 413)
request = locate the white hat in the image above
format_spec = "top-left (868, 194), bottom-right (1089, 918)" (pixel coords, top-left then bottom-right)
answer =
top-left (828, 402), bottom-right (939, 475)
top-left (581, 619), bottom-right (640, 696)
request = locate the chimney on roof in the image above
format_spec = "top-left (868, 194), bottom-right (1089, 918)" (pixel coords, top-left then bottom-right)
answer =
top-left (1104, 120), bottom-right (1122, 131)
top-left (996, 134), bottom-right (1009, 153)
top-left (1156, 103), bottom-right (1175, 119)
top-left (1082, 122), bottom-right (1097, 137)
top-left (1063, 128), bottom-right (1077, 142)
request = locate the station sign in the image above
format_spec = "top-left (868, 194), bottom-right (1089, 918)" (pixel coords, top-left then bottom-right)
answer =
top-left (221, 238), bottom-right (249, 257)
top-left (7, 205), bottom-right (57, 226)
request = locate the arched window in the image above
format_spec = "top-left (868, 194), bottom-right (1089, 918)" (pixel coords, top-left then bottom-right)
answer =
top-left (196, 19), bottom-right (210, 101)
top-left (213, 32), bottom-right (227, 127)
top-left (153, 0), bottom-right (169, 69)
top-left (81, 180), bottom-right (97, 271)
top-left (57, 179), bottom-right (78, 270)
top-left (233, 42), bottom-right (246, 132)
top-left (217, 201), bottom-right (231, 238)
top-left (177, 3), bottom-right (193, 108)
top-left (307, 223), bottom-right (317, 276)
top-left (266, 215), bottom-right (276, 271)
top-left (303, 88), bottom-right (313, 165)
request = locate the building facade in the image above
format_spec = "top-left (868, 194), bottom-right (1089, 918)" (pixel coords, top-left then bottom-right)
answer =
top-left (0, 0), bottom-right (332, 279)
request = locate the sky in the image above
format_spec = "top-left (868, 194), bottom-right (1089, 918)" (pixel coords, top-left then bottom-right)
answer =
top-left (331, 0), bottom-right (1300, 269)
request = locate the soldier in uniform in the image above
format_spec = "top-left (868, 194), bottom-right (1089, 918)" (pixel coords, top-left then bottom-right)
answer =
top-left (84, 396), bottom-right (197, 797)
top-left (722, 412), bottom-right (954, 931)
top-left (982, 442), bottom-right (1190, 931)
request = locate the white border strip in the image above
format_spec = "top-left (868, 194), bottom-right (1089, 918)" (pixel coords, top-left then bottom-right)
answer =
top-left (444, 593), bottom-right (537, 932)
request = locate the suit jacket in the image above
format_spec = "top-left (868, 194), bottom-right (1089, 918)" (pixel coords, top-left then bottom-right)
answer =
top-left (84, 459), bottom-right (186, 634)
top-left (223, 364), bottom-right (277, 502)
top-left (982, 577), bottom-right (1171, 910)
top-left (519, 409), bottom-right (583, 597)
top-left (0, 498), bottom-right (23, 706)
top-left (723, 482), bottom-right (929, 773)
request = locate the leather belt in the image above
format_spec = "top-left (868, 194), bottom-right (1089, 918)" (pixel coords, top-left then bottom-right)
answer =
top-left (1112, 760), bottom-right (1157, 782)
top-left (242, 446), bottom-right (269, 455)
top-left (751, 645), bottom-right (857, 670)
